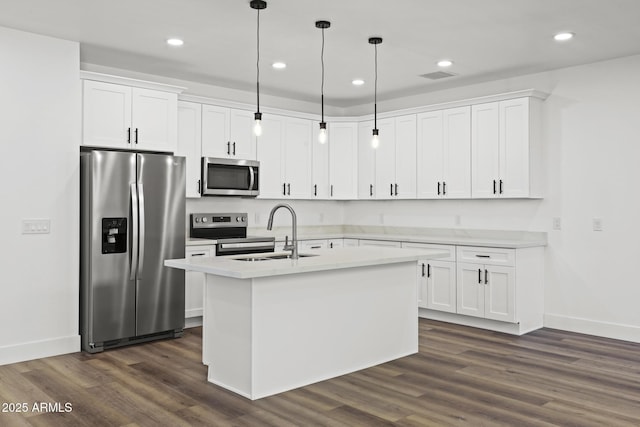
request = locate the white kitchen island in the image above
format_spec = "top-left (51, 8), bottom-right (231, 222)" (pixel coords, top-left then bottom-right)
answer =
top-left (165, 246), bottom-right (448, 400)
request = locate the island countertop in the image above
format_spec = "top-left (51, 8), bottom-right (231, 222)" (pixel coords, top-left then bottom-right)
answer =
top-left (165, 246), bottom-right (449, 279)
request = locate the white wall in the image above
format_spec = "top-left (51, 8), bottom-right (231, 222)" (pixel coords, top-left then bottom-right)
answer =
top-left (0, 27), bottom-right (80, 365)
top-left (345, 54), bottom-right (640, 342)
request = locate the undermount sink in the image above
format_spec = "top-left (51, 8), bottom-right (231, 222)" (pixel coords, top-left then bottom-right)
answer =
top-left (233, 253), bottom-right (318, 262)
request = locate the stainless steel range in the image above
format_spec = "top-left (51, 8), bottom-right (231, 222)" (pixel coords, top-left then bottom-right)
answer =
top-left (190, 213), bottom-right (275, 256)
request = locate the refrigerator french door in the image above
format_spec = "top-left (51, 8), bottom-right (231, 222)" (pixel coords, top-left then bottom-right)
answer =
top-left (80, 149), bottom-right (186, 353)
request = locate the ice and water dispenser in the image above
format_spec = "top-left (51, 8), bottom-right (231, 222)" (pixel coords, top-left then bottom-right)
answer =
top-left (101, 218), bottom-right (127, 254)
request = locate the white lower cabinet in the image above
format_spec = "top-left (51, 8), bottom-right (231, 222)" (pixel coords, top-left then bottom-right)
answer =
top-left (343, 239), bottom-right (359, 248)
top-left (457, 262), bottom-right (515, 322)
top-left (299, 239), bottom-right (328, 251)
top-left (185, 246), bottom-right (215, 320)
top-left (358, 239), bottom-right (401, 248)
top-left (328, 239), bottom-right (343, 249)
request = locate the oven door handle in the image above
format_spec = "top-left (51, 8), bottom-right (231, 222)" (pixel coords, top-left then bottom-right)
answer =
top-left (249, 166), bottom-right (255, 191)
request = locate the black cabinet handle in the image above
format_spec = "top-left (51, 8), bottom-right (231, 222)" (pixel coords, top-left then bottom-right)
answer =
top-left (370, 184), bottom-right (373, 197)
top-left (330, 242), bottom-right (333, 249)
top-left (191, 253), bottom-right (206, 257)
top-left (437, 182), bottom-right (441, 195)
top-left (421, 263), bottom-right (426, 277)
top-left (390, 183), bottom-right (393, 196)
top-left (427, 264), bottom-right (431, 278)
top-left (197, 179), bottom-right (201, 194)
top-left (227, 141), bottom-right (231, 155)
top-left (478, 269), bottom-right (482, 284)
top-left (499, 179), bottom-right (503, 194)
top-left (282, 183), bottom-right (286, 196)
top-left (442, 181), bottom-right (446, 195)
top-left (493, 179), bottom-right (497, 194)
top-left (233, 142), bottom-right (236, 156)
top-left (314, 184), bottom-right (317, 196)
top-left (287, 183), bottom-right (291, 196)
top-left (134, 128), bottom-right (139, 144)
top-left (484, 269), bottom-right (489, 284)
top-left (475, 254), bottom-right (490, 258)
top-left (330, 185), bottom-right (334, 197)
top-left (395, 183), bottom-right (398, 196)
top-left (127, 127), bottom-right (131, 143)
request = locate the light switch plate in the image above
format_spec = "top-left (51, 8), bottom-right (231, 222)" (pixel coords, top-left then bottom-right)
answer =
top-left (552, 217), bottom-right (561, 230)
top-left (22, 219), bottom-right (51, 234)
top-left (592, 218), bottom-right (603, 231)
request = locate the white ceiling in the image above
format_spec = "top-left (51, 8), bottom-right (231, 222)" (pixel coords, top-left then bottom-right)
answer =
top-left (2, 0), bottom-right (640, 107)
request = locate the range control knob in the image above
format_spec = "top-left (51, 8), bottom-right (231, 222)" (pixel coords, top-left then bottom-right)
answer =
top-left (236, 216), bottom-right (242, 222)
top-left (202, 217), bottom-right (208, 223)
top-left (194, 217), bottom-right (200, 223)
top-left (242, 216), bottom-right (247, 222)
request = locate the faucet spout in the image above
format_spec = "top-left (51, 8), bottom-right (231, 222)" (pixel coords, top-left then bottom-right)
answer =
top-left (266, 203), bottom-right (298, 259)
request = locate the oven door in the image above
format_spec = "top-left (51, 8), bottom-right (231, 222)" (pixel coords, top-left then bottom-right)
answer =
top-left (201, 157), bottom-right (259, 197)
top-left (216, 238), bottom-right (275, 256)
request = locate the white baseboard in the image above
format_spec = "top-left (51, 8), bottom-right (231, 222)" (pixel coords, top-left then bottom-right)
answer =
top-left (0, 335), bottom-right (80, 366)
top-left (544, 313), bottom-right (640, 343)
top-left (185, 316), bottom-right (203, 328)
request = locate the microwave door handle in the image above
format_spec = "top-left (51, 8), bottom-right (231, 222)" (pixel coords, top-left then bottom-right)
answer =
top-left (137, 183), bottom-right (145, 278)
top-left (129, 183), bottom-right (139, 281)
top-left (249, 166), bottom-right (255, 190)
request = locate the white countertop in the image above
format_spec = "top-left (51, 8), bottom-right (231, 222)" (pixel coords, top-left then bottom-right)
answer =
top-left (166, 246), bottom-right (448, 279)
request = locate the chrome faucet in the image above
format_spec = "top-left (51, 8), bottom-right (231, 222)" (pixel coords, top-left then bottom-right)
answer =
top-left (267, 203), bottom-right (298, 259)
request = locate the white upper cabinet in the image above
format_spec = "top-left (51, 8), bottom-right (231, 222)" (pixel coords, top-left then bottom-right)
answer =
top-left (177, 101), bottom-right (202, 198)
top-left (328, 122), bottom-right (358, 199)
top-left (358, 115), bottom-right (417, 200)
top-left (417, 107), bottom-right (471, 198)
top-left (311, 122), bottom-right (329, 199)
top-left (82, 80), bottom-right (178, 152)
top-left (256, 115), bottom-right (312, 199)
top-left (471, 97), bottom-right (543, 198)
top-left (201, 106), bottom-right (256, 160)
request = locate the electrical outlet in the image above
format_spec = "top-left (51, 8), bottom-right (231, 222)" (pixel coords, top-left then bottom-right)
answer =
top-left (379, 214), bottom-right (384, 225)
top-left (552, 217), bottom-right (561, 230)
top-left (318, 213), bottom-right (324, 223)
top-left (454, 215), bottom-right (461, 226)
top-left (593, 218), bottom-right (603, 231)
top-left (22, 219), bottom-right (51, 234)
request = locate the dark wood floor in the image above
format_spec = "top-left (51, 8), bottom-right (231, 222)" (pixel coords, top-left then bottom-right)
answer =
top-left (1, 319), bottom-right (640, 426)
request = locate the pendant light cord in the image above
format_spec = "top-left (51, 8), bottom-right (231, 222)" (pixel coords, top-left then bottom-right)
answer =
top-left (256, 8), bottom-right (261, 114)
top-left (374, 43), bottom-right (378, 129)
top-left (321, 27), bottom-right (325, 121)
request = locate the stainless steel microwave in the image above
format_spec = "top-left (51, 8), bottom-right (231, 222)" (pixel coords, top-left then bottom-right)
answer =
top-left (201, 157), bottom-right (259, 197)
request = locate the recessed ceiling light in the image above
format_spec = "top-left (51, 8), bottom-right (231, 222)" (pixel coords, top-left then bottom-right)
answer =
top-left (554, 32), bottom-right (574, 42)
top-left (352, 79), bottom-right (365, 86)
top-left (272, 62), bottom-right (287, 69)
top-left (166, 38), bottom-right (184, 47)
top-left (437, 59), bottom-right (453, 68)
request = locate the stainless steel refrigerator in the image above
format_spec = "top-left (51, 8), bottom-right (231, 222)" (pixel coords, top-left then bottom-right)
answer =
top-left (80, 149), bottom-right (186, 353)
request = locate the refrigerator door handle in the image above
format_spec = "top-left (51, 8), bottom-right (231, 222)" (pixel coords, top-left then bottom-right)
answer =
top-left (137, 182), bottom-right (146, 278)
top-left (130, 183), bottom-right (139, 281)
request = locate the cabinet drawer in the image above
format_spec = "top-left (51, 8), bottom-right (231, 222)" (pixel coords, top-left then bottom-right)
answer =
top-left (456, 246), bottom-right (514, 266)
top-left (299, 239), bottom-right (328, 251)
top-left (401, 242), bottom-right (456, 262)
top-left (358, 239), bottom-right (402, 248)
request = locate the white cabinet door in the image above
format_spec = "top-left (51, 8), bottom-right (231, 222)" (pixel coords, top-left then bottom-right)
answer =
top-left (442, 106), bottom-right (471, 198)
top-left (417, 107), bottom-right (470, 198)
top-left (283, 117), bottom-right (312, 199)
top-left (358, 239), bottom-right (401, 248)
top-left (358, 121), bottom-right (376, 199)
top-left (343, 238), bottom-right (359, 247)
top-left (311, 122), bottom-right (329, 199)
top-left (329, 122), bottom-right (358, 199)
top-left (471, 102), bottom-right (500, 198)
top-left (472, 98), bottom-right (532, 198)
top-left (374, 118), bottom-right (396, 200)
top-left (500, 98), bottom-right (530, 197)
top-left (484, 265), bottom-right (516, 322)
top-left (394, 114), bottom-right (417, 199)
top-left (185, 246), bottom-right (215, 319)
top-left (177, 101), bottom-right (202, 198)
top-left (82, 80), bottom-right (132, 149)
top-left (416, 110), bottom-right (444, 198)
top-left (457, 262), bottom-right (485, 318)
top-left (328, 239), bottom-right (344, 249)
top-left (230, 109), bottom-right (256, 160)
top-left (131, 88), bottom-right (178, 152)
top-left (426, 260), bottom-right (457, 313)
top-left (201, 104), bottom-right (231, 158)
top-left (257, 115), bottom-right (285, 198)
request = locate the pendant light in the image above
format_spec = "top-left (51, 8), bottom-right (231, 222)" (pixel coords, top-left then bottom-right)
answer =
top-left (250, 0), bottom-right (267, 137)
top-left (316, 20), bottom-right (331, 144)
top-left (369, 36), bottom-right (382, 149)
